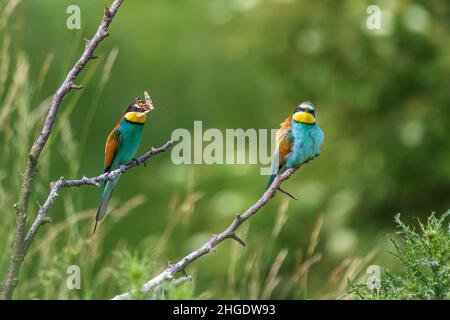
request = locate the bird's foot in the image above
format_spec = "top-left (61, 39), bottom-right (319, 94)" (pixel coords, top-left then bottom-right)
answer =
top-left (130, 158), bottom-right (144, 167)
top-left (132, 157), bottom-right (147, 167)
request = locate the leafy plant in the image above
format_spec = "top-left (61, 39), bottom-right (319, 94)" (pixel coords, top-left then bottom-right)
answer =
top-left (108, 249), bottom-right (156, 300)
top-left (349, 211), bottom-right (450, 300)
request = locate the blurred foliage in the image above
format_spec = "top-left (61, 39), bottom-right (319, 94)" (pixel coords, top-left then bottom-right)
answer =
top-left (108, 249), bottom-right (156, 300)
top-left (0, 0), bottom-right (449, 299)
top-left (349, 211), bottom-right (450, 299)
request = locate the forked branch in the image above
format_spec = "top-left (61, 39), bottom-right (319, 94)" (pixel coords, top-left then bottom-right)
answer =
top-left (0, 0), bottom-right (125, 300)
top-left (112, 166), bottom-right (300, 300)
top-left (24, 140), bottom-right (173, 251)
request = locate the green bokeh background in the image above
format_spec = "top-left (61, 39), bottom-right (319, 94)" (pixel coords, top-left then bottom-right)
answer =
top-left (0, 0), bottom-right (449, 299)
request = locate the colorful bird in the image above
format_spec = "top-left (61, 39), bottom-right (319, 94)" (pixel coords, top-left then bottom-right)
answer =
top-left (94, 97), bottom-right (154, 233)
top-left (267, 102), bottom-right (324, 196)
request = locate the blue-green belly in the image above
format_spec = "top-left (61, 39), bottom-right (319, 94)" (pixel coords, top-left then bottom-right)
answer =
top-left (286, 122), bottom-right (324, 168)
top-left (111, 121), bottom-right (144, 170)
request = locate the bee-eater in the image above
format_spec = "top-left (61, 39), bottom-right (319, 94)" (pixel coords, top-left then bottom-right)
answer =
top-left (94, 97), bottom-right (154, 233)
top-left (267, 102), bottom-right (324, 195)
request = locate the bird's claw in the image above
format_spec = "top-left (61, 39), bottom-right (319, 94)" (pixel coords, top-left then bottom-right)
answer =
top-left (131, 158), bottom-right (140, 166)
top-left (131, 158), bottom-right (147, 167)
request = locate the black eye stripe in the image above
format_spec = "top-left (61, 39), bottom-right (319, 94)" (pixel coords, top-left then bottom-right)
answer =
top-left (294, 107), bottom-right (314, 113)
top-left (294, 102), bottom-right (315, 115)
top-left (126, 105), bottom-right (143, 112)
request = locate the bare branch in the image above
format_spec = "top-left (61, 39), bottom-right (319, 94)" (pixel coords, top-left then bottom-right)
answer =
top-left (24, 140), bottom-right (173, 250)
top-left (0, 0), bottom-right (125, 299)
top-left (228, 233), bottom-right (246, 246)
top-left (111, 166), bottom-right (300, 300)
top-left (150, 275), bottom-right (193, 300)
top-left (69, 83), bottom-right (83, 90)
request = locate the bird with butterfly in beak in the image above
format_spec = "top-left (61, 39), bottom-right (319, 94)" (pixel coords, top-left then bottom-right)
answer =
top-left (267, 102), bottom-right (324, 198)
top-left (94, 95), bottom-right (154, 233)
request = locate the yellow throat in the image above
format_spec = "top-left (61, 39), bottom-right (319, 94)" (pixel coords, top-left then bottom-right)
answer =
top-left (293, 111), bottom-right (315, 124)
top-left (124, 111), bottom-right (148, 124)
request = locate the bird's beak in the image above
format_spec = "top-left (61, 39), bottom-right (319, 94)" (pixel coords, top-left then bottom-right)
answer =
top-left (136, 109), bottom-right (151, 117)
top-left (293, 111), bottom-right (315, 124)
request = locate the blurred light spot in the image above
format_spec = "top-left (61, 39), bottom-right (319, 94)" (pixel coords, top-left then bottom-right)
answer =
top-left (296, 29), bottom-right (323, 55)
top-left (232, 0), bottom-right (259, 11)
top-left (209, 1), bottom-right (234, 25)
top-left (400, 120), bottom-right (424, 147)
top-left (402, 5), bottom-right (431, 34)
top-left (325, 190), bottom-right (359, 228)
top-left (326, 228), bottom-right (358, 257)
top-left (295, 180), bottom-right (326, 207)
top-left (210, 190), bottom-right (246, 216)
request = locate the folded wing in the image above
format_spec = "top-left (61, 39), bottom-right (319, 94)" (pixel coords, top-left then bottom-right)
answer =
top-left (104, 127), bottom-right (122, 172)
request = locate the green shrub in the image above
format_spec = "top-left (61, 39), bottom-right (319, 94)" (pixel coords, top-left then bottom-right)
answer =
top-left (349, 211), bottom-right (450, 300)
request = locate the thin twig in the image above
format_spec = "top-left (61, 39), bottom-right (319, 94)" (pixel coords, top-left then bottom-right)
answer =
top-left (24, 140), bottom-right (173, 250)
top-left (150, 275), bottom-right (193, 300)
top-left (111, 166), bottom-right (300, 300)
top-left (0, 0), bottom-right (125, 299)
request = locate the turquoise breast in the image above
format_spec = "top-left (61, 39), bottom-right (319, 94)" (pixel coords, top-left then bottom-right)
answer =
top-left (111, 120), bottom-right (145, 169)
top-left (286, 121), bottom-right (324, 168)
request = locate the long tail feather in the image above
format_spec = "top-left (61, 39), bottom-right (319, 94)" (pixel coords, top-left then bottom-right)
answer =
top-left (93, 219), bottom-right (100, 234)
top-left (266, 173), bottom-right (276, 190)
top-left (93, 179), bottom-right (117, 234)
